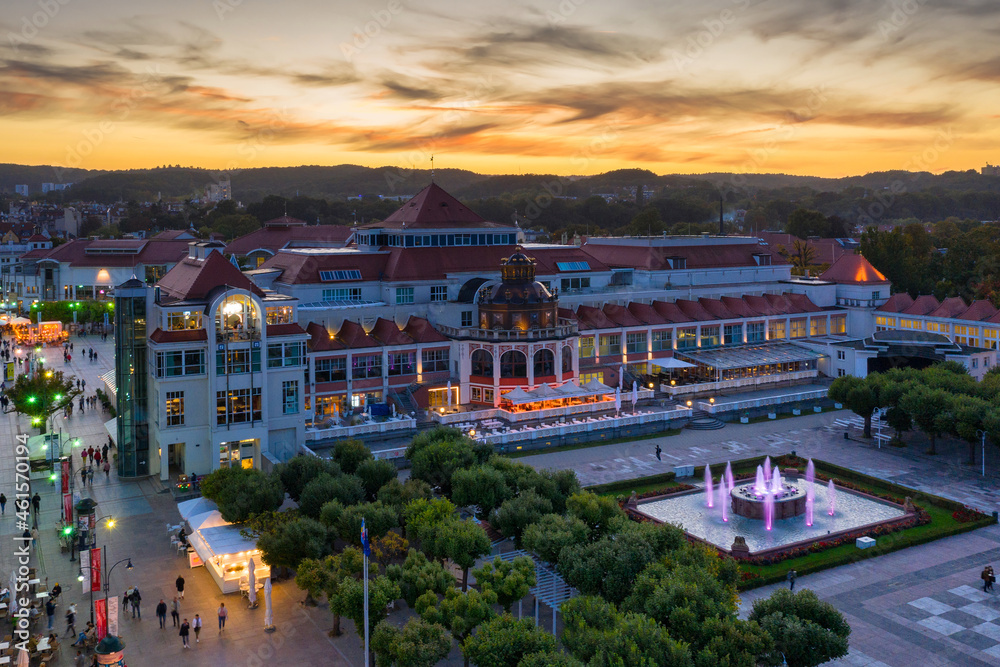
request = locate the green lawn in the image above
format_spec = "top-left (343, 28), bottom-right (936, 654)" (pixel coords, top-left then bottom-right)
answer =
top-left (594, 479), bottom-right (688, 498)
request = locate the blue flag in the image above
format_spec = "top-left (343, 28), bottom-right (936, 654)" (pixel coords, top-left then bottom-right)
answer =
top-left (361, 517), bottom-right (370, 557)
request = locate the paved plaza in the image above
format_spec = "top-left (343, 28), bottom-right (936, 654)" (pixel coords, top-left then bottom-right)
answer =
top-left (3, 337), bottom-right (999, 665)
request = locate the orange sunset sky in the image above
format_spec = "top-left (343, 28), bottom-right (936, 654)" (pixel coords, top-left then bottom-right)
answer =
top-left (2, 0), bottom-right (998, 177)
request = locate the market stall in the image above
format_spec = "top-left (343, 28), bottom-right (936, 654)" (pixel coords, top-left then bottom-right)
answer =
top-left (179, 502), bottom-right (270, 594)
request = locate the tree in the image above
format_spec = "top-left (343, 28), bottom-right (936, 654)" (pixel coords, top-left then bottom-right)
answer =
top-left (386, 549), bottom-right (455, 607)
top-left (566, 492), bottom-right (624, 537)
top-left (371, 618), bottom-right (452, 667)
top-left (417, 587), bottom-right (497, 667)
top-left (462, 614), bottom-right (557, 667)
top-left (828, 375), bottom-right (880, 438)
top-left (200, 467), bottom-right (284, 523)
top-left (560, 596), bottom-right (692, 667)
top-left (333, 575), bottom-right (401, 651)
top-left (378, 478), bottom-right (433, 524)
top-left (517, 652), bottom-right (583, 667)
top-left (472, 556), bottom-right (536, 613)
top-left (332, 439), bottom-right (373, 474)
top-left (408, 437), bottom-right (476, 495)
top-left (777, 239), bottom-right (817, 275)
top-left (403, 497), bottom-right (456, 544)
top-left (558, 522), bottom-right (684, 606)
top-left (275, 455), bottom-right (340, 502)
top-left (299, 473), bottom-right (365, 517)
top-left (522, 514), bottom-right (589, 564)
top-left (749, 589), bottom-right (850, 667)
top-left (436, 519), bottom-right (491, 591)
top-left (490, 490), bottom-right (552, 547)
top-left (451, 465), bottom-right (511, 518)
top-left (4, 370), bottom-right (81, 434)
top-left (356, 459), bottom-right (399, 501)
top-left (295, 548), bottom-right (363, 635)
top-left (786, 208), bottom-right (829, 239)
top-left (884, 406), bottom-right (912, 444)
top-left (899, 386), bottom-right (954, 455)
top-left (954, 396), bottom-right (990, 465)
top-left (257, 517), bottom-right (329, 570)
top-left (336, 501), bottom-right (399, 547)
top-left (371, 532), bottom-right (409, 569)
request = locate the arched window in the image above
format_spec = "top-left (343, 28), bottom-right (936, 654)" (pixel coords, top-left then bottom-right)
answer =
top-left (500, 350), bottom-right (527, 378)
top-left (471, 349), bottom-right (493, 377)
top-left (533, 349), bottom-right (555, 378)
top-left (562, 345), bottom-right (573, 374)
top-left (214, 293), bottom-right (261, 339)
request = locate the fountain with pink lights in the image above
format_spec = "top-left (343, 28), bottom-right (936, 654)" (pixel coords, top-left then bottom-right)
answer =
top-left (728, 456), bottom-right (808, 530)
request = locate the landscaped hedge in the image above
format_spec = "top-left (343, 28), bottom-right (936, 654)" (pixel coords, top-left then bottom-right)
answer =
top-left (587, 471), bottom-right (676, 496)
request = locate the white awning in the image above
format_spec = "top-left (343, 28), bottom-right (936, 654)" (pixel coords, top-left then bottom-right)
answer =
top-left (649, 357), bottom-right (697, 370)
top-left (177, 497), bottom-right (218, 522)
top-left (526, 384), bottom-right (562, 400)
top-left (104, 418), bottom-right (117, 446)
top-left (580, 378), bottom-right (615, 395)
top-left (554, 381), bottom-right (586, 398)
top-left (500, 387), bottom-right (535, 405)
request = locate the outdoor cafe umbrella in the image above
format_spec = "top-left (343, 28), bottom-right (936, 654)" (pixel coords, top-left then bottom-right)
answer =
top-left (618, 365), bottom-right (624, 387)
top-left (447, 380), bottom-right (452, 406)
top-left (614, 386), bottom-right (621, 414)
top-left (632, 381), bottom-right (638, 409)
top-left (264, 577), bottom-right (274, 631)
top-left (247, 557), bottom-right (257, 608)
top-left (8, 569), bottom-right (18, 616)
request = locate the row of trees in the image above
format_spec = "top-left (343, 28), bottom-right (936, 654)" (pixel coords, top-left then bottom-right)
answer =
top-left (194, 428), bottom-right (852, 667)
top-left (829, 363), bottom-right (1000, 462)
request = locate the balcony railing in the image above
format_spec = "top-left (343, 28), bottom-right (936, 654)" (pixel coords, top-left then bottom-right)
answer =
top-left (215, 327), bottom-right (261, 343)
top-left (436, 320), bottom-right (578, 341)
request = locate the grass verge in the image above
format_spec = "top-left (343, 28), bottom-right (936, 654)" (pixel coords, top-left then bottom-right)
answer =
top-left (505, 428), bottom-right (681, 459)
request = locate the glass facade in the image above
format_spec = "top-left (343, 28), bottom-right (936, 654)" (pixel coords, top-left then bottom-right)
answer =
top-left (115, 280), bottom-right (150, 477)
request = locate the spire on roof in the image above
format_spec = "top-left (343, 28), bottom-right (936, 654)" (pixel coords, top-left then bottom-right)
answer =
top-left (430, 155), bottom-right (434, 183)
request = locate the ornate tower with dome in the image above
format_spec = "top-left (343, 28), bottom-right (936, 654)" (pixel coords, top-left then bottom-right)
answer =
top-left (477, 248), bottom-right (559, 332)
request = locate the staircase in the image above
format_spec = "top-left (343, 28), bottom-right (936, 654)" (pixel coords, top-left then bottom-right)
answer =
top-left (684, 410), bottom-right (726, 430)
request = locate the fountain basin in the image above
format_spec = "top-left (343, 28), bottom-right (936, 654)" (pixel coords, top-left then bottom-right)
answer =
top-left (731, 483), bottom-right (807, 521)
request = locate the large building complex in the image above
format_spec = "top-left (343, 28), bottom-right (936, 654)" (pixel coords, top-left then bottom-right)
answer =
top-left (107, 183), bottom-right (997, 480)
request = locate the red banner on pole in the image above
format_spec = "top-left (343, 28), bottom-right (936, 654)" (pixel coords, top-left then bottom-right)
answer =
top-left (62, 493), bottom-right (72, 524)
top-left (94, 598), bottom-right (107, 639)
top-left (90, 548), bottom-right (102, 592)
top-left (61, 459), bottom-right (70, 494)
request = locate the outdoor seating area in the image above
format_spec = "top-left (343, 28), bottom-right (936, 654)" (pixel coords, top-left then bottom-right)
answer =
top-left (304, 414), bottom-right (417, 442)
top-left (469, 407), bottom-right (688, 446)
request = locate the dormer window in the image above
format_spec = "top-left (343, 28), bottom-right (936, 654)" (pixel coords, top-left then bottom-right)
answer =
top-left (753, 253), bottom-right (772, 266)
top-left (666, 257), bottom-right (687, 269)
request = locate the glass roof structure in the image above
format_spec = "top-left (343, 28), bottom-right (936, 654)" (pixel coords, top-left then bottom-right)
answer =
top-left (675, 342), bottom-right (825, 370)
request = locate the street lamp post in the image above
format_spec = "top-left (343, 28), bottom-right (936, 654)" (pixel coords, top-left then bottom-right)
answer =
top-left (977, 429), bottom-right (987, 477)
top-left (77, 565), bottom-right (97, 625)
top-left (104, 549), bottom-right (133, 636)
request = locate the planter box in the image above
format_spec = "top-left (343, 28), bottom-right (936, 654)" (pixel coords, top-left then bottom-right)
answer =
top-left (740, 417), bottom-right (749, 424)
top-left (834, 403), bottom-right (843, 409)
top-left (856, 536), bottom-right (876, 549)
top-left (792, 409), bottom-right (801, 416)
top-left (813, 406), bottom-right (822, 413)
top-left (767, 413), bottom-right (777, 420)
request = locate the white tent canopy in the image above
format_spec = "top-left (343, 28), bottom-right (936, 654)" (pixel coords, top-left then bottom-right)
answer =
top-left (580, 378), bottom-right (615, 395)
top-left (554, 381), bottom-right (586, 398)
top-left (500, 387), bottom-right (536, 405)
top-left (526, 384), bottom-right (562, 401)
top-left (177, 497), bottom-right (218, 522)
top-left (649, 357), bottom-right (697, 370)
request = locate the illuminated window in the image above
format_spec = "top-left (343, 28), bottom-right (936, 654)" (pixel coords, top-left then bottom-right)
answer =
top-left (768, 320), bottom-right (786, 340)
top-left (809, 318), bottom-right (827, 336)
top-left (677, 328), bottom-right (696, 350)
top-left (626, 332), bottom-right (647, 354)
top-left (652, 330), bottom-right (672, 351)
top-left (598, 334), bottom-right (621, 356)
top-left (216, 389), bottom-right (261, 425)
top-left (165, 392), bottom-right (184, 427)
top-left (167, 311), bottom-right (201, 331)
top-left (580, 336), bottom-right (595, 358)
top-left (267, 342), bottom-right (304, 368)
top-left (282, 381), bottom-right (299, 415)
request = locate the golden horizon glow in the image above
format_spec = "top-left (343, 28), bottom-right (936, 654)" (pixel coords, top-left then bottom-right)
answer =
top-left (2, 0), bottom-right (999, 179)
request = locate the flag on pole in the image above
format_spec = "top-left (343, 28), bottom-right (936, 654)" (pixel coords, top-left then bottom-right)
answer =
top-left (361, 517), bottom-right (370, 557)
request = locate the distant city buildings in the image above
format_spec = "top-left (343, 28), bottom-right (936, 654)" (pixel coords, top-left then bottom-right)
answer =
top-left (983, 164), bottom-right (1000, 176)
top-left (14, 185), bottom-right (28, 196)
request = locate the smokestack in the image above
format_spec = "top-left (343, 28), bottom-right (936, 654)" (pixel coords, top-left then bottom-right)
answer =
top-left (719, 196), bottom-right (724, 236)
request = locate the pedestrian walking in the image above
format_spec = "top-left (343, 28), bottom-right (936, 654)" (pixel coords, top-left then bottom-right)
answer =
top-left (65, 603), bottom-right (77, 637)
top-left (175, 575), bottom-right (185, 600)
top-left (103, 460), bottom-right (110, 480)
top-left (983, 566), bottom-right (995, 592)
top-left (788, 569), bottom-right (797, 591)
top-left (655, 444), bottom-right (662, 461)
top-left (93, 450), bottom-right (101, 467)
top-left (121, 591), bottom-right (129, 614)
top-left (130, 588), bottom-right (141, 619)
top-left (192, 614), bottom-right (202, 643)
top-left (102, 444), bottom-right (109, 460)
top-left (80, 449), bottom-right (88, 467)
top-left (217, 603), bottom-right (227, 632)
top-left (74, 650), bottom-right (86, 667)
top-left (45, 598), bottom-right (56, 630)
top-left (171, 597), bottom-right (180, 627)
top-left (31, 492), bottom-right (40, 514)
top-left (155, 600), bottom-right (167, 629)
top-left (78, 396), bottom-right (84, 413)
top-left (989, 566), bottom-right (996, 592)
top-left (180, 619), bottom-right (190, 648)
top-left (0, 492), bottom-right (7, 515)
top-left (87, 446), bottom-right (95, 464)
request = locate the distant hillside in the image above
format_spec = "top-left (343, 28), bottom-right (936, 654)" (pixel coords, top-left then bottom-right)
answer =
top-left (1, 162), bottom-right (998, 204)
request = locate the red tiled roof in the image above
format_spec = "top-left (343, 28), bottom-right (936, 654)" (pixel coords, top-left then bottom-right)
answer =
top-left (929, 297), bottom-right (968, 319)
top-left (818, 253), bottom-right (888, 285)
top-left (530, 246), bottom-right (610, 274)
top-left (381, 246), bottom-right (512, 281)
top-left (627, 302), bottom-right (667, 325)
top-left (764, 293), bottom-right (797, 314)
top-left (158, 249), bottom-right (265, 301)
top-left (361, 183), bottom-right (509, 230)
top-left (263, 215), bottom-right (307, 227)
top-left (652, 300), bottom-right (693, 323)
top-left (758, 232), bottom-right (849, 266)
top-left (675, 299), bottom-right (716, 321)
top-left (404, 316), bottom-right (450, 343)
top-left (743, 295), bottom-right (781, 316)
top-left (720, 296), bottom-right (758, 318)
top-left (149, 328), bottom-right (208, 344)
top-left (903, 295), bottom-right (940, 315)
top-left (603, 304), bottom-right (643, 327)
top-left (336, 320), bottom-right (380, 349)
top-left (783, 293), bottom-right (824, 313)
top-left (697, 298), bottom-right (738, 320)
top-left (370, 318), bottom-right (413, 346)
top-left (225, 224), bottom-right (353, 257)
top-left (876, 293), bottom-right (915, 313)
top-left (576, 305), bottom-right (616, 330)
top-left (26, 234), bottom-right (49, 242)
top-left (29, 237), bottom-right (195, 268)
top-left (266, 323), bottom-right (307, 337)
top-left (557, 307), bottom-right (578, 322)
top-left (262, 250), bottom-right (388, 285)
top-left (958, 300), bottom-right (998, 322)
top-left (580, 241), bottom-right (786, 270)
top-left (306, 322), bottom-right (346, 351)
